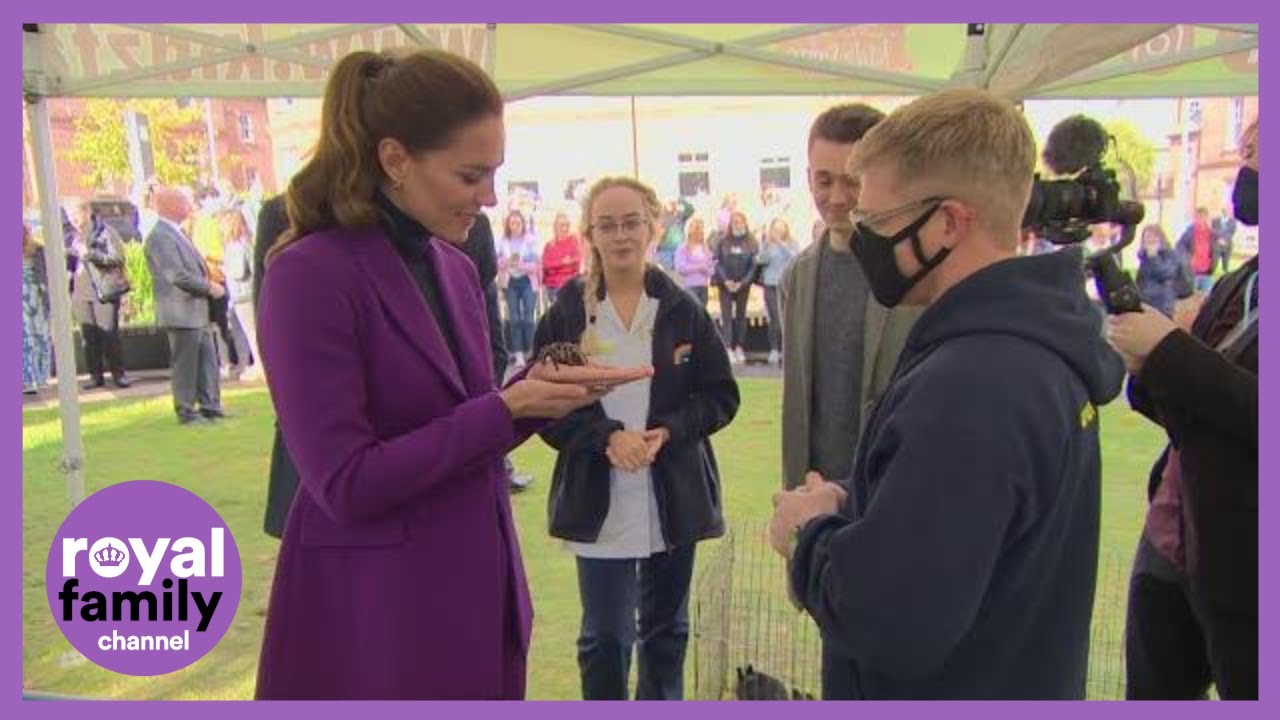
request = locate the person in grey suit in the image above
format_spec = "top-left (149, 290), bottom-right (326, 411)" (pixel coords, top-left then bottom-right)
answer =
top-left (778, 104), bottom-right (921, 490)
top-left (144, 187), bottom-right (226, 425)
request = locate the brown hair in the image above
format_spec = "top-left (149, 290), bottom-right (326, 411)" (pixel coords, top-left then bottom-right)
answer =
top-left (577, 177), bottom-right (662, 350)
top-left (726, 210), bottom-right (760, 254)
top-left (808, 103), bottom-right (886, 150)
top-left (503, 209), bottom-right (527, 239)
top-left (1140, 224), bottom-right (1169, 247)
top-left (218, 208), bottom-right (251, 247)
top-left (268, 49), bottom-right (502, 262)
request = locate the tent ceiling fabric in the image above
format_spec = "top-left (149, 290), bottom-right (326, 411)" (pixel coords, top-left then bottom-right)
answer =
top-left (981, 24), bottom-right (1173, 98)
top-left (24, 23), bottom-right (1257, 101)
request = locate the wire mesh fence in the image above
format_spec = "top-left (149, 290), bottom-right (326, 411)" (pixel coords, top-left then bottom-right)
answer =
top-left (691, 519), bottom-right (1136, 700)
top-left (691, 520), bottom-right (822, 700)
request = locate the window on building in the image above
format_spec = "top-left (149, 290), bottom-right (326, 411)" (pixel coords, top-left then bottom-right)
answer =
top-left (760, 156), bottom-right (792, 192)
top-left (239, 113), bottom-right (254, 143)
top-left (677, 151), bottom-right (711, 198)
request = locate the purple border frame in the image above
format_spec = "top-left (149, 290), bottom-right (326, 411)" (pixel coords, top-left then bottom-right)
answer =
top-left (9, 2), bottom-right (1270, 717)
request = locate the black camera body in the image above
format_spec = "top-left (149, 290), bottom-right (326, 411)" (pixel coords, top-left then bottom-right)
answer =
top-left (1021, 115), bottom-right (1146, 314)
top-left (1023, 164), bottom-right (1145, 246)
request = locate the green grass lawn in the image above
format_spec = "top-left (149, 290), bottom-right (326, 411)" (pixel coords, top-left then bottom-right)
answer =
top-left (21, 378), bottom-right (1164, 700)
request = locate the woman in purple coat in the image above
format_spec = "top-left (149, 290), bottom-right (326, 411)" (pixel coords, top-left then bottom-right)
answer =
top-left (254, 48), bottom-right (648, 700)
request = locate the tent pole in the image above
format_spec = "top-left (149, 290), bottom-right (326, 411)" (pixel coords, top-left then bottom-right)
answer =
top-left (23, 25), bottom-right (86, 508)
top-left (485, 23), bottom-right (497, 75)
top-left (205, 98), bottom-right (220, 184)
top-left (630, 96), bottom-right (640, 179)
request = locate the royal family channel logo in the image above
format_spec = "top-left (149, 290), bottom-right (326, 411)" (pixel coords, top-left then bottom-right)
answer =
top-left (45, 480), bottom-right (242, 676)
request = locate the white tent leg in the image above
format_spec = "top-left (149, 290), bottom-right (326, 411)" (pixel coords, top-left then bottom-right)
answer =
top-left (25, 93), bottom-right (87, 508)
top-left (630, 96), bottom-right (639, 179)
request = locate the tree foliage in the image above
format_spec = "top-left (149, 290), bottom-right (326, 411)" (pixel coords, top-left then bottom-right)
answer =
top-left (67, 99), bottom-right (204, 192)
top-left (1103, 119), bottom-right (1157, 197)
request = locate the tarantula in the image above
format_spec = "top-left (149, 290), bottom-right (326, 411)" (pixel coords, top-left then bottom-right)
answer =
top-left (534, 341), bottom-right (590, 370)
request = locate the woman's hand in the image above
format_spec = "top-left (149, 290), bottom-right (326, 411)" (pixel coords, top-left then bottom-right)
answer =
top-left (642, 427), bottom-right (670, 462)
top-left (499, 379), bottom-right (607, 420)
top-left (527, 359), bottom-right (653, 392)
top-left (1105, 304), bottom-right (1181, 375)
top-left (606, 430), bottom-right (651, 472)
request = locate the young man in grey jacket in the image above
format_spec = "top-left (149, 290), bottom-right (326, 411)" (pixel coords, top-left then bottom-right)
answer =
top-left (778, 104), bottom-right (921, 490)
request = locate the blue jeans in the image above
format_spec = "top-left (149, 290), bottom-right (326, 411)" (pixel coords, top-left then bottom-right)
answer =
top-left (1194, 274), bottom-right (1215, 293)
top-left (576, 545), bottom-right (696, 700)
top-left (504, 276), bottom-right (537, 355)
top-left (656, 247), bottom-right (677, 272)
top-left (764, 285), bottom-right (783, 353)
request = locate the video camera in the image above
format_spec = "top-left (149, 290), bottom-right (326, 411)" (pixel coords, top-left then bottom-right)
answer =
top-left (1021, 115), bottom-right (1145, 314)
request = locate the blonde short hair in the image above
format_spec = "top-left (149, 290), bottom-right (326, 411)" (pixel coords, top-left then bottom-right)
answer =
top-left (849, 88), bottom-right (1035, 240)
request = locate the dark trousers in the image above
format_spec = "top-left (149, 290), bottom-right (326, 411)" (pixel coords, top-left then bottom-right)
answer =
top-left (687, 285), bottom-right (708, 308)
top-left (764, 285), bottom-right (783, 353)
top-left (209, 294), bottom-right (239, 367)
top-left (717, 286), bottom-right (749, 350)
top-left (1214, 242), bottom-right (1234, 274)
top-left (1125, 536), bottom-right (1212, 699)
top-left (576, 545), bottom-right (696, 700)
top-left (80, 301), bottom-right (125, 381)
top-left (263, 427), bottom-right (300, 539)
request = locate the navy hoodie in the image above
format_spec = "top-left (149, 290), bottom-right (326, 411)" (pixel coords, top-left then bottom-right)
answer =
top-left (790, 247), bottom-right (1125, 699)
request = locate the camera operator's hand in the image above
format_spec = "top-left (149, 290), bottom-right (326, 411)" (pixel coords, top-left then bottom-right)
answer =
top-left (1105, 304), bottom-right (1179, 375)
top-left (1173, 294), bottom-right (1205, 332)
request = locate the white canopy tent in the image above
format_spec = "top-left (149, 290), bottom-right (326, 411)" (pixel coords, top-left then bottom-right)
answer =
top-left (22, 23), bottom-right (1258, 505)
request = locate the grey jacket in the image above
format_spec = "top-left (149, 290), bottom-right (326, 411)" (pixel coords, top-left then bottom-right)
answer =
top-left (71, 223), bottom-right (126, 308)
top-left (144, 219), bottom-right (214, 329)
top-left (778, 232), bottom-right (921, 489)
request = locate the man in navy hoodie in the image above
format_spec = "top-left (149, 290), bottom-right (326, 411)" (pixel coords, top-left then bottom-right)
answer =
top-left (768, 89), bottom-right (1126, 699)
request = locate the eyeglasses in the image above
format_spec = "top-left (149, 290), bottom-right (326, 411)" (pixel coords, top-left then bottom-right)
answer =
top-left (849, 196), bottom-right (947, 231)
top-left (591, 218), bottom-right (647, 237)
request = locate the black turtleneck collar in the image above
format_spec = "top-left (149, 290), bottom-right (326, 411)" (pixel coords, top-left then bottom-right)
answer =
top-left (375, 189), bottom-right (436, 258)
top-left (371, 189), bottom-right (462, 365)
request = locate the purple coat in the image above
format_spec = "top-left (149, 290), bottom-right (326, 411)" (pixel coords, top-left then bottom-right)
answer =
top-left (255, 225), bottom-right (536, 700)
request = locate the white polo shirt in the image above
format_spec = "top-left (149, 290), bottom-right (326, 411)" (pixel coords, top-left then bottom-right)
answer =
top-left (565, 291), bottom-right (666, 559)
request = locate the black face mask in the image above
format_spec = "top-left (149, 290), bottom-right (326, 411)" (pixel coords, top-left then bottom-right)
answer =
top-left (1232, 165), bottom-right (1259, 226)
top-left (852, 201), bottom-right (950, 308)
